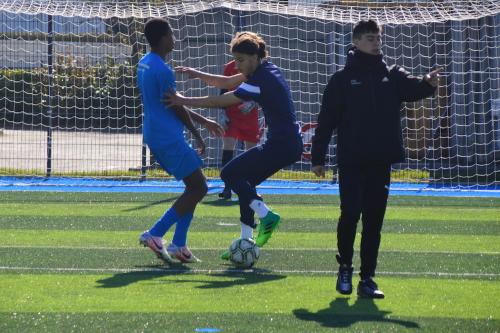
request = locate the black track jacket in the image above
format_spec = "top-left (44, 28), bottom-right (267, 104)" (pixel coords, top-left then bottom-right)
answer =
top-left (311, 48), bottom-right (436, 167)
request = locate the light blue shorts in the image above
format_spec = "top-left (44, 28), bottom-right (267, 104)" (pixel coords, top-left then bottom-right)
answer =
top-left (149, 141), bottom-right (203, 180)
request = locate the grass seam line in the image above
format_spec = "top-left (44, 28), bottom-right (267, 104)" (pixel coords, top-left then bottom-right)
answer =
top-left (0, 245), bottom-right (498, 255)
top-left (0, 265), bottom-right (499, 278)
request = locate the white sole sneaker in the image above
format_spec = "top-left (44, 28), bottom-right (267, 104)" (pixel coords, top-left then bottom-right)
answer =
top-left (167, 244), bottom-right (201, 263)
top-left (139, 232), bottom-right (174, 263)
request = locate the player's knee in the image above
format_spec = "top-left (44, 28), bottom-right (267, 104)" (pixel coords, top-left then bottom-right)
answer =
top-left (194, 182), bottom-right (208, 200)
top-left (186, 181), bottom-right (207, 201)
top-left (199, 182), bottom-right (208, 198)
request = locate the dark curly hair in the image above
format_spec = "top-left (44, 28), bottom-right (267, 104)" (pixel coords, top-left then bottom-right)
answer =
top-left (144, 17), bottom-right (172, 48)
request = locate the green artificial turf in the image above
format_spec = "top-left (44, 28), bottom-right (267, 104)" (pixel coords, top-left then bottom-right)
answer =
top-left (0, 191), bottom-right (499, 332)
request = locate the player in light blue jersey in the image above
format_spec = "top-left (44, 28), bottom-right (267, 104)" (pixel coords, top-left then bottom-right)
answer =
top-left (166, 32), bottom-right (303, 259)
top-left (137, 18), bottom-right (224, 263)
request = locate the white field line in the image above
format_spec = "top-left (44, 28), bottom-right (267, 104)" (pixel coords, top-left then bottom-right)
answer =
top-left (0, 265), bottom-right (498, 278)
top-left (0, 245), bottom-right (498, 255)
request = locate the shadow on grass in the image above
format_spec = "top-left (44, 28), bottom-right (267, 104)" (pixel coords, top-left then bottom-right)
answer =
top-left (202, 197), bottom-right (240, 207)
top-left (293, 297), bottom-right (419, 329)
top-left (95, 266), bottom-right (285, 290)
top-left (95, 262), bottom-right (191, 288)
top-left (169, 268), bottom-right (286, 289)
top-left (121, 193), bottom-right (239, 211)
top-left (121, 196), bottom-right (180, 212)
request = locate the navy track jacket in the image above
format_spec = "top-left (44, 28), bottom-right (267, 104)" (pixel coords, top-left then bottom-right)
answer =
top-left (311, 48), bottom-right (436, 167)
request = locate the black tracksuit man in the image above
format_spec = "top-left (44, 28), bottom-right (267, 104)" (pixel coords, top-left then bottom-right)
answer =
top-left (311, 47), bottom-right (436, 280)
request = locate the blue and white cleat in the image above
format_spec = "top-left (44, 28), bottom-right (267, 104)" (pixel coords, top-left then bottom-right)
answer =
top-left (139, 231), bottom-right (173, 263)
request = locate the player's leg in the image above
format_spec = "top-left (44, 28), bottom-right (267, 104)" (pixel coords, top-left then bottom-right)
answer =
top-left (219, 146), bottom-right (261, 260)
top-left (357, 163), bottom-right (391, 298)
top-left (220, 192), bottom-right (259, 261)
top-left (165, 168), bottom-right (207, 263)
top-left (249, 138), bottom-right (302, 247)
top-left (222, 128), bottom-right (260, 248)
top-left (217, 110), bottom-right (258, 261)
top-left (227, 123), bottom-right (262, 249)
top-left (223, 137), bottom-right (302, 247)
top-left (222, 141), bottom-right (258, 246)
top-left (335, 164), bottom-right (364, 294)
top-left (140, 142), bottom-right (205, 263)
top-left (219, 122), bottom-right (258, 200)
top-left (139, 144), bottom-right (189, 263)
top-left (219, 134), bottom-right (237, 200)
top-left (224, 135), bottom-right (259, 232)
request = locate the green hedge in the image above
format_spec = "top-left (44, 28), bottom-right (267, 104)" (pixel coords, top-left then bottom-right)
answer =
top-left (0, 57), bottom-right (142, 131)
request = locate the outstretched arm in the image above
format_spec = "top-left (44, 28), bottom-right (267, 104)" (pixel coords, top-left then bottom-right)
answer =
top-left (164, 90), bottom-right (244, 109)
top-left (175, 66), bottom-right (246, 89)
top-left (394, 66), bottom-right (442, 102)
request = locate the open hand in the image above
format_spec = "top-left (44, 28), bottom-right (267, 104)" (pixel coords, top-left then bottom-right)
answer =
top-left (175, 66), bottom-right (200, 79)
top-left (424, 67), bottom-right (443, 87)
top-left (194, 136), bottom-right (206, 155)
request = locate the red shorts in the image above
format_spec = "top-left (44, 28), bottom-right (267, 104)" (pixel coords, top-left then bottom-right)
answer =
top-left (224, 105), bottom-right (260, 143)
top-left (221, 60), bottom-right (260, 143)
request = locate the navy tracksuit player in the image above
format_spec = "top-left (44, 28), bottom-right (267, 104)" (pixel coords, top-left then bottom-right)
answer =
top-left (166, 32), bottom-right (303, 259)
top-left (311, 20), bottom-right (440, 298)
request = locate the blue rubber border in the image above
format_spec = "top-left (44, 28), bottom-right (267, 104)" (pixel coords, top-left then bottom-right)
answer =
top-left (0, 177), bottom-right (499, 197)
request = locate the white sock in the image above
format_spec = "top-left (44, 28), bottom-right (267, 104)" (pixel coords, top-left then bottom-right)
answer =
top-left (240, 222), bottom-right (253, 239)
top-left (249, 199), bottom-right (270, 218)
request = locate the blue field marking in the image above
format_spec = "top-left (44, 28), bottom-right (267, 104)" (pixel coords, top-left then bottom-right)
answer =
top-left (195, 328), bottom-right (222, 333)
top-left (0, 176), bottom-right (499, 197)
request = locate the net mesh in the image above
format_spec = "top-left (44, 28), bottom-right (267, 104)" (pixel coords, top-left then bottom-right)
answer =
top-left (0, 0), bottom-right (499, 187)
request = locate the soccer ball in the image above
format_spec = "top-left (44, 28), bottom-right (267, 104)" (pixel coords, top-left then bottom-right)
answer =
top-left (229, 238), bottom-right (260, 268)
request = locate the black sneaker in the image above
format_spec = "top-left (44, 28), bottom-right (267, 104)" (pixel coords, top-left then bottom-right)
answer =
top-left (335, 255), bottom-right (353, 295)
top-left (357, 278), bottom-right (385, 299)
top-left (218, 188), bottom-right (232, 200)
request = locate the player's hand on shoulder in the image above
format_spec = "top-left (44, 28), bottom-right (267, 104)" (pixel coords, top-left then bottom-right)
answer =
top-left (311, 165), bottom-right (325, 178)
top-left (175, 66), bottom-right (199, 79)
top-left (424, 67), bottom-right (443, 87)
top-left (204, 119), bottom-right (225, 137)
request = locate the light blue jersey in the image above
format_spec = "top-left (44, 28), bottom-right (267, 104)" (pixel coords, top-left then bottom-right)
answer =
top-left (137, 52), bottom-right (184, 149)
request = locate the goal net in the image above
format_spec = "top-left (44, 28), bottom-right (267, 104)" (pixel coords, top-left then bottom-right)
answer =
top-left (0, 0), bottom-right (499, 187)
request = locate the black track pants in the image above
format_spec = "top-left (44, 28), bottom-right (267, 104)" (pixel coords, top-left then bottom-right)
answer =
top-left (337, 163), bottom-right (391, 279)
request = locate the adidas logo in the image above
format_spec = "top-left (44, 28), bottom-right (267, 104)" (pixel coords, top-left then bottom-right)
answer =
top-left (382, 77), bottom-right (389, 82)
